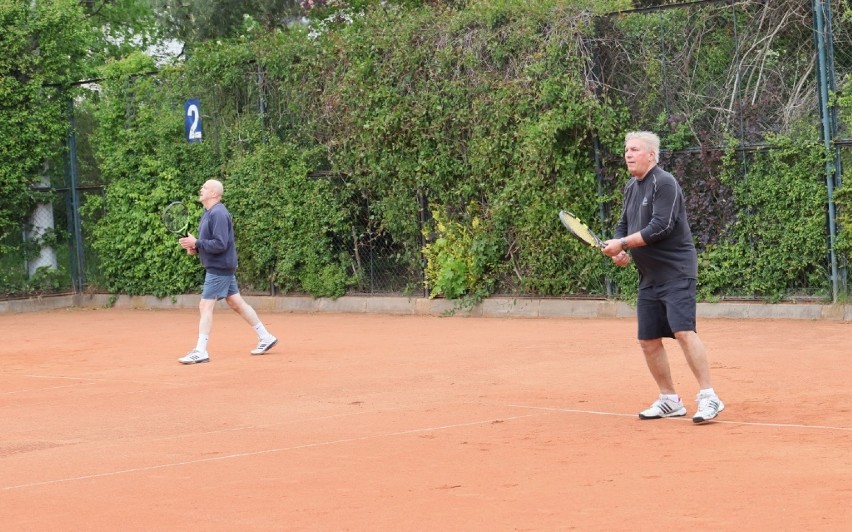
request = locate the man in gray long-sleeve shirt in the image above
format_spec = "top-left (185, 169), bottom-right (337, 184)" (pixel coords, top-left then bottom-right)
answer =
top-left (177, 179), bottom-right (278, 364)
top-left (602, 131), bottom-right (724, 424)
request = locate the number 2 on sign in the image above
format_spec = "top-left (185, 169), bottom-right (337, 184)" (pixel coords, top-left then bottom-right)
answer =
top-left (185, 99), bottom-right (203, 143)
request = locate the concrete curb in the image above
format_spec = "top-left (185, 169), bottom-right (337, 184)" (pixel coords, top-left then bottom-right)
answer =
top-left (0, 294), bottom-right (78, 314)
top-left (3, 293), bottom-right (851, 321)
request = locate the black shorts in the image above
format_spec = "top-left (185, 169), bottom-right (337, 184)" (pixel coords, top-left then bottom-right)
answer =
top-left (636, 278), bottom-right (697, 340)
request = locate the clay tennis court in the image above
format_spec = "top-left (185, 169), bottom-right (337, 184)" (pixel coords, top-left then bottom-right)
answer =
top-left (1, 306), bottom-right (850, 530)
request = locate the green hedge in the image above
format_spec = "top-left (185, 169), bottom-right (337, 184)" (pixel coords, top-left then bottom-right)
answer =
top-left (73, 0), bottom-right (840, 302)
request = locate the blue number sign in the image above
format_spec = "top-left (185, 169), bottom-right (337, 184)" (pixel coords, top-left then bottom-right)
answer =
top-left (184, 99), bottom-right (203, 143)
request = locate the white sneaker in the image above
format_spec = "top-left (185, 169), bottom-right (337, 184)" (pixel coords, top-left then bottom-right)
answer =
top-left (639, 394), bottom-right (687, 419)
top-left (251, 335), bottom-right (278, 355)
top-left (693, 392), bottom-right (725, 423)
top-left (178, 350), bottom-right (209, 364)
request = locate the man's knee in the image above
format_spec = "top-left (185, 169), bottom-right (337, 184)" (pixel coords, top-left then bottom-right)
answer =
top-left (225, 294), bottom-right (246, 311)
top-left (673, 330), bottom-right (697, 342)
top-left (639, 338), bottom-right (663, 354)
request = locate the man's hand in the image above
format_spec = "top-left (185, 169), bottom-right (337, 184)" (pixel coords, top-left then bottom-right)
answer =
top-left (602, 239), bottom-right (623, 257)
top-left (179, 233), bottom-right (197, 252)
top-left (611, 250), bottom-right (631, 267)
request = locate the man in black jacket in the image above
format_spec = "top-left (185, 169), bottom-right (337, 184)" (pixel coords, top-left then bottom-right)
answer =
top-left (602, 131), bottom-right (724, 424)
top-left (177, 179), bottom-right (277, 364)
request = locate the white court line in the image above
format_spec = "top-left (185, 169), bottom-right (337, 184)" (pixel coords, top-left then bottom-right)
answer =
top-left (2, 412), bottom-right (547, 491)
top-left (84, 408), bottom-right (395, 447)
top-left (15, 374), bottom-right (99, 380)
top-left (504, 404), bottom-right (852, 432)
top-left (3, 382), bottom-right (96, 395)
top-left (1, 373), bottom-right (189, 388)
top-left (7, 403), bottom-right (851, 492)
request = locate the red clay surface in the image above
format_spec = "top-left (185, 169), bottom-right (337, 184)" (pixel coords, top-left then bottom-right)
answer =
top-left (1, 308), bottom-right (850, 531)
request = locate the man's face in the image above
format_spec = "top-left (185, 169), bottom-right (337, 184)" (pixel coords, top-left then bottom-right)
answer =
top-left (624, 138), bottom-right (656, 178)
top-left (198, 181), bottom-right (219, 204)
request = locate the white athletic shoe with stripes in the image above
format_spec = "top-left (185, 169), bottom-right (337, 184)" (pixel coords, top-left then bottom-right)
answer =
top-left (251, 335), bottom-right (278, 355)
top-left (178, 350), bottom-right (209, 364)
top-left (639, 394), bottom-right (687, 419)
top-left (693, 392), bottom-right (725, 424)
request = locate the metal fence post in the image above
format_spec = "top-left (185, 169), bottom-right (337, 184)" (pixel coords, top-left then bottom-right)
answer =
top-left (66, 97), bottom-right (86, 292)
top-left (813, 0), bottom-right (842, 303)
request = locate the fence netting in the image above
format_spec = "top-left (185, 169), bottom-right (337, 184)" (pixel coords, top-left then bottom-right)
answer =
top-left (1, 0), bottom-right (848, 301)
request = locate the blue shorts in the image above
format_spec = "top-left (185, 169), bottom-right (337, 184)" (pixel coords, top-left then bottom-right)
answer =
top-left (636, 278), bottom-right (697, 340)
top-left (201, 272), bottom-right (240, 300)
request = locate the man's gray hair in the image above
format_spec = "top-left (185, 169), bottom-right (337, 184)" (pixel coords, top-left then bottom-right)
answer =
top-left (207, 179), bottom-right (224, 196)
top-left (625, 131), bottom-right (660, 163)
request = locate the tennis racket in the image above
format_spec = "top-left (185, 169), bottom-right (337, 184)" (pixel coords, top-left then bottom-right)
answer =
top-left (558, 210), bottom-right (604, 249)
top-left (162, 201), bottom-right (190, 237)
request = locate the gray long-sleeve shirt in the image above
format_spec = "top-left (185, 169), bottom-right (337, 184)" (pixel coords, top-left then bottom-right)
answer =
top-left (614, 165), bottom-right (697, 288)
top-left (196, 202), bottom-right (238, 275)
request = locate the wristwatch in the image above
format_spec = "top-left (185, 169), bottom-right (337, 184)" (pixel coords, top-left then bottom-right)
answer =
top-left (620, 238), bottom-right (628, 251)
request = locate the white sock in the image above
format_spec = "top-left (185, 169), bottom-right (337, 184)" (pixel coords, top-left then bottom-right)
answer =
top-left (195, 334), bottom-right (209, 353)
top-left (253, 322), bottom-right (270, 339)
top-left (699, 388), bottom-right (716, 397)
top-left (663, 393), bottom-right (680, 402)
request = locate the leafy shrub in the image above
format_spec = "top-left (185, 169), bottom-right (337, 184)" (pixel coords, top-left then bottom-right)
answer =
top-left (698, 135), bottom-right (829, 301)
top-left (423, 205), bottom-right (500, 301)
top-left (225, 139), bottom-right (352, 297)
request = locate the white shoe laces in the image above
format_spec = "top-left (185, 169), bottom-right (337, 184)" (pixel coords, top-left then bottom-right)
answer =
top-left (697, 395), bottom-right (717, 412)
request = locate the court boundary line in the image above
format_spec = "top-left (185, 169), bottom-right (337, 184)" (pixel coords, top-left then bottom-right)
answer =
top-left (2, 412), bottom-right (549, 492)
top-left (0, 373), bottom-right (190, 388)
top-left (2, 382), bottom-right (96, 395)
top-left (6, 402), bottom-right (851, 492)
top-left (504, 404), bottom-right (852, 432)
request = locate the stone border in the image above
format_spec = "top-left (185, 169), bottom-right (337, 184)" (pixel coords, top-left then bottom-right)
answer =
top-left (2, 293), bottom-right (851, 321)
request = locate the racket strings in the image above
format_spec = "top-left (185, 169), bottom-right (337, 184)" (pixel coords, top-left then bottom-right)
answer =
top-left (163, 203), bottom-right (189, 233)
top-left (558, 211), bottom-right (602, 248)
top-left (565, 218), bottom-right (595, 241)
top-left (560, 213), bottom-right (595, 241)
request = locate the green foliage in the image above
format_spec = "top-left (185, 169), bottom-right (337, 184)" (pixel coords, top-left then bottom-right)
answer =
top-left (0, 0), bottom-right (93, 253)
top-left (83, 42), bottom-right (352, 298)
top-left (82, 177), bottom-right (206, 297)
top-left (225, 139), bottom-right (352, 297)
top-left (306, 0), bottom-right (628, 298)
top-left (27, 265), bottom-right (70, 292)
top-left (831, 75), bottom-right (852, 269)
top-left (4, 0), bottom-right (843, 303)
top-left (422, 205), bottom-right (499, 301)
top-left (698, 135), bottom-right (830, 301)
top-left (82, 54), bottom-right (219, 297)
top-left (834, 182), bottom-right (852, 265)
top-left (0, 261), bottom-right (71, 296)
top-left (147, 0), bottom-right (303, 44)
top-left (84, 0), bottom-right (160, 61)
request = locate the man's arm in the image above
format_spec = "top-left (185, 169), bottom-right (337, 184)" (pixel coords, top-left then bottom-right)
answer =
top-left (196, 209), bottom-right (230, 255)
top-left (604, 179), bottom-right (647, 256)
top-left (639, 176), bottom-right (679, 244)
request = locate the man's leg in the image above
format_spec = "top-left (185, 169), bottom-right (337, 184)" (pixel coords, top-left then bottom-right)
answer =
top-left (225, 293), bottom-right (262, 327)
top-left (675, 329), bottom-right (724, 423)
top-left (663, 279), bottom-right (714, 390)
top-left (637, 337), bottom-right (687, 419)
top-left (674, 330), bottom-right (712, 390)
top-left (225, 293), bottom-right (278, 354)
top-left (194, 298), bottom-right (217, 352)
top-left (198, 298), bottom-right (216, 336)
top-left (639, 337), bottom-right (676, 394)
top-left (178, 298), bottom-right (216, 364)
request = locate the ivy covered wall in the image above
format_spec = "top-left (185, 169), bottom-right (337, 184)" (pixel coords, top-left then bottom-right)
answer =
top-left (3, 0), bottom-right (849, 302)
